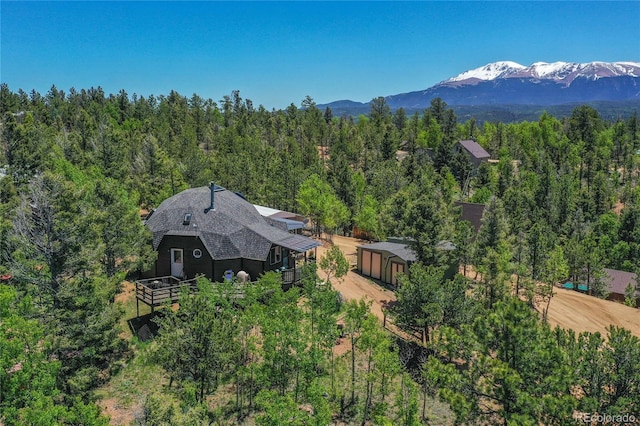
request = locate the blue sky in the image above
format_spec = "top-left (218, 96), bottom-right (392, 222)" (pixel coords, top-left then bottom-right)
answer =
top-left (2, 1), bottom-right (639, 110)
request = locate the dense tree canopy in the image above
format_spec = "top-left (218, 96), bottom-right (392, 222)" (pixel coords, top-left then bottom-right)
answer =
top-left (1, 84), bottom-right (639, 423)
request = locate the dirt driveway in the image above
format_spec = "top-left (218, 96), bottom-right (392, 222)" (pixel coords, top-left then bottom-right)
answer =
top-left (315, 235), bottom-right (397, 322)
top-left (546, 286), bottom-right (640, 338)
top-left (316, 235), bottom-right (640, 339)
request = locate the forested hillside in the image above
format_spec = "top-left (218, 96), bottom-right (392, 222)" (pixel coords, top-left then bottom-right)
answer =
top-left (1, 84), bottom-right (639, 424)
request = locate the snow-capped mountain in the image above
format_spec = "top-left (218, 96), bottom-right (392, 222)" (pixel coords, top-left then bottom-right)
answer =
top-left (388, 60), bottom-right (640, 107)
top-left (446, 61), bottom-right (526, 82)
top-left (318, 60), bottom-right (640, 118)
top-left (444, 61), bottom-right (640, 86)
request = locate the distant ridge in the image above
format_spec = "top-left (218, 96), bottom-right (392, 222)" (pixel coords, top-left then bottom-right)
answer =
top-left (318, 61), bottom-right (640, 121)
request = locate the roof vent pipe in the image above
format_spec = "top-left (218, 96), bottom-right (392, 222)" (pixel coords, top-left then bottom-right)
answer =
top-left (204, 182), bottom-right (215, 213)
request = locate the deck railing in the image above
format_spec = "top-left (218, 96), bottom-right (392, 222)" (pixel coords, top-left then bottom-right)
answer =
top-left (281, 267), bottom-right (301, 285)
top-left (135, 268), bottom-right (303, 316)
top-left (135, 276), bottom-right (198, 315)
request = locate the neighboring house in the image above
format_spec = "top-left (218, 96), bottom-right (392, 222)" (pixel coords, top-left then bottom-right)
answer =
top-left (395, 147), bottom-right (434, 164)
top-left (457, 139), bottom-right (491, 169)
top-left (454, 201), bottom-right (486, 237)
top-left (564, 268), bottom-right (639, 304)
top-left (604, 268), bottom-right (638, 304)
top-left (143, 183), bottom-right (320, 283)
top-left (356, 239), bottom-right (457, 286)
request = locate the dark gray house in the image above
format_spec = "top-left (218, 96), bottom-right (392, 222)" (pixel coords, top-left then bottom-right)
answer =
top-left (143, 183), bottom-right (320, 283)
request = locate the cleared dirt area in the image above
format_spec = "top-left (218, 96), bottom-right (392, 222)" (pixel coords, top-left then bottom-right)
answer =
top-left (315, 235), bottom-right (408, 356)
top-left (315, 235), bottom-right (397, 323)
top-left (317, 235), bottom-right (640, 339)
top-left (100, 397), bottom-right (136, 426)
top-left (546, 286), bottom-right (640, 338)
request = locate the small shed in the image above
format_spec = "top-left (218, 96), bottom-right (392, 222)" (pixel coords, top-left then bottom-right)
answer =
top-left (356, 242), bottom-right (417, 286)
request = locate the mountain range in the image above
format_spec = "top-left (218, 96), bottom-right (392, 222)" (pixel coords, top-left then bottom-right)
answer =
top-left (318, 61), bottom-right (640, 121)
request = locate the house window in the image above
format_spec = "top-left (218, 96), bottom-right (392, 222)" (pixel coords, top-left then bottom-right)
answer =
top-left (270, 246), bottom-right (282, 265)
top-left (193, 248), bottom-right (202, 259)
top-left (183, 213), bottom-right (192, 226)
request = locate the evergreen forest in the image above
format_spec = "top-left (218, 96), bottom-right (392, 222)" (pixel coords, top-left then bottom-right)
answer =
top-left (1, 84), bottom-right (640, 425)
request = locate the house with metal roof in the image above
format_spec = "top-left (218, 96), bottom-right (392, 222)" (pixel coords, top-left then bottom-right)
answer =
top-left (457, 139), bottom-right (491, 169)
top-left (563, 268), bottom-right (638, 305)
top-left (143, 183), bottom-right (320, 284)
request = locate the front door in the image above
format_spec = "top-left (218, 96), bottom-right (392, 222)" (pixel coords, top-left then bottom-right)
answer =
top-left (170, 248), bottom-right (184, 278)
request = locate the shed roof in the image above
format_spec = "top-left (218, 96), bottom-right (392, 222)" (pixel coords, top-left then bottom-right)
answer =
top-left (145, 186), bottom-right (319, 262)
top-left (357, 241), bottom-right (417, 263)
top-left (459, 139), bottom-right (490, 160)
top-left (254, 204), bottom-right (306, 231)
top-left (604, 268), bottom-right (637, 296)
top-left (253, 204), bottom-right (305, 221)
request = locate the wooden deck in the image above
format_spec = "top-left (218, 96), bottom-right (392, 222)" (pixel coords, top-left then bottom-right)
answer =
top-left (135, 276), bottom-right (198, 316)
top-left (135, 268), bottom-right (304, 316)
top-left (281, 267), bottom-right (302, 287)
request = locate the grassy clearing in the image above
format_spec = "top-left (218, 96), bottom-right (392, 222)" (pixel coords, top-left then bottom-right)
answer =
top-left (94, 339), bottom-right (165, 424)
top-left (96, 282), bottom-right (167, 424)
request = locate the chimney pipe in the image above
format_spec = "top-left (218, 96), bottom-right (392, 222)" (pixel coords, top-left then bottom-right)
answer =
top-left (204, 182), bottom-right (215, 213)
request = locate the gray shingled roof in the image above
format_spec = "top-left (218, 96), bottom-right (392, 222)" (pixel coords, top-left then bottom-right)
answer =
top-left (145, 186), bottom-right (320, 261)
top-left (459, 139), bottom-right (490, 159)
top-left (357, 241), bottom-right (418, 262)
